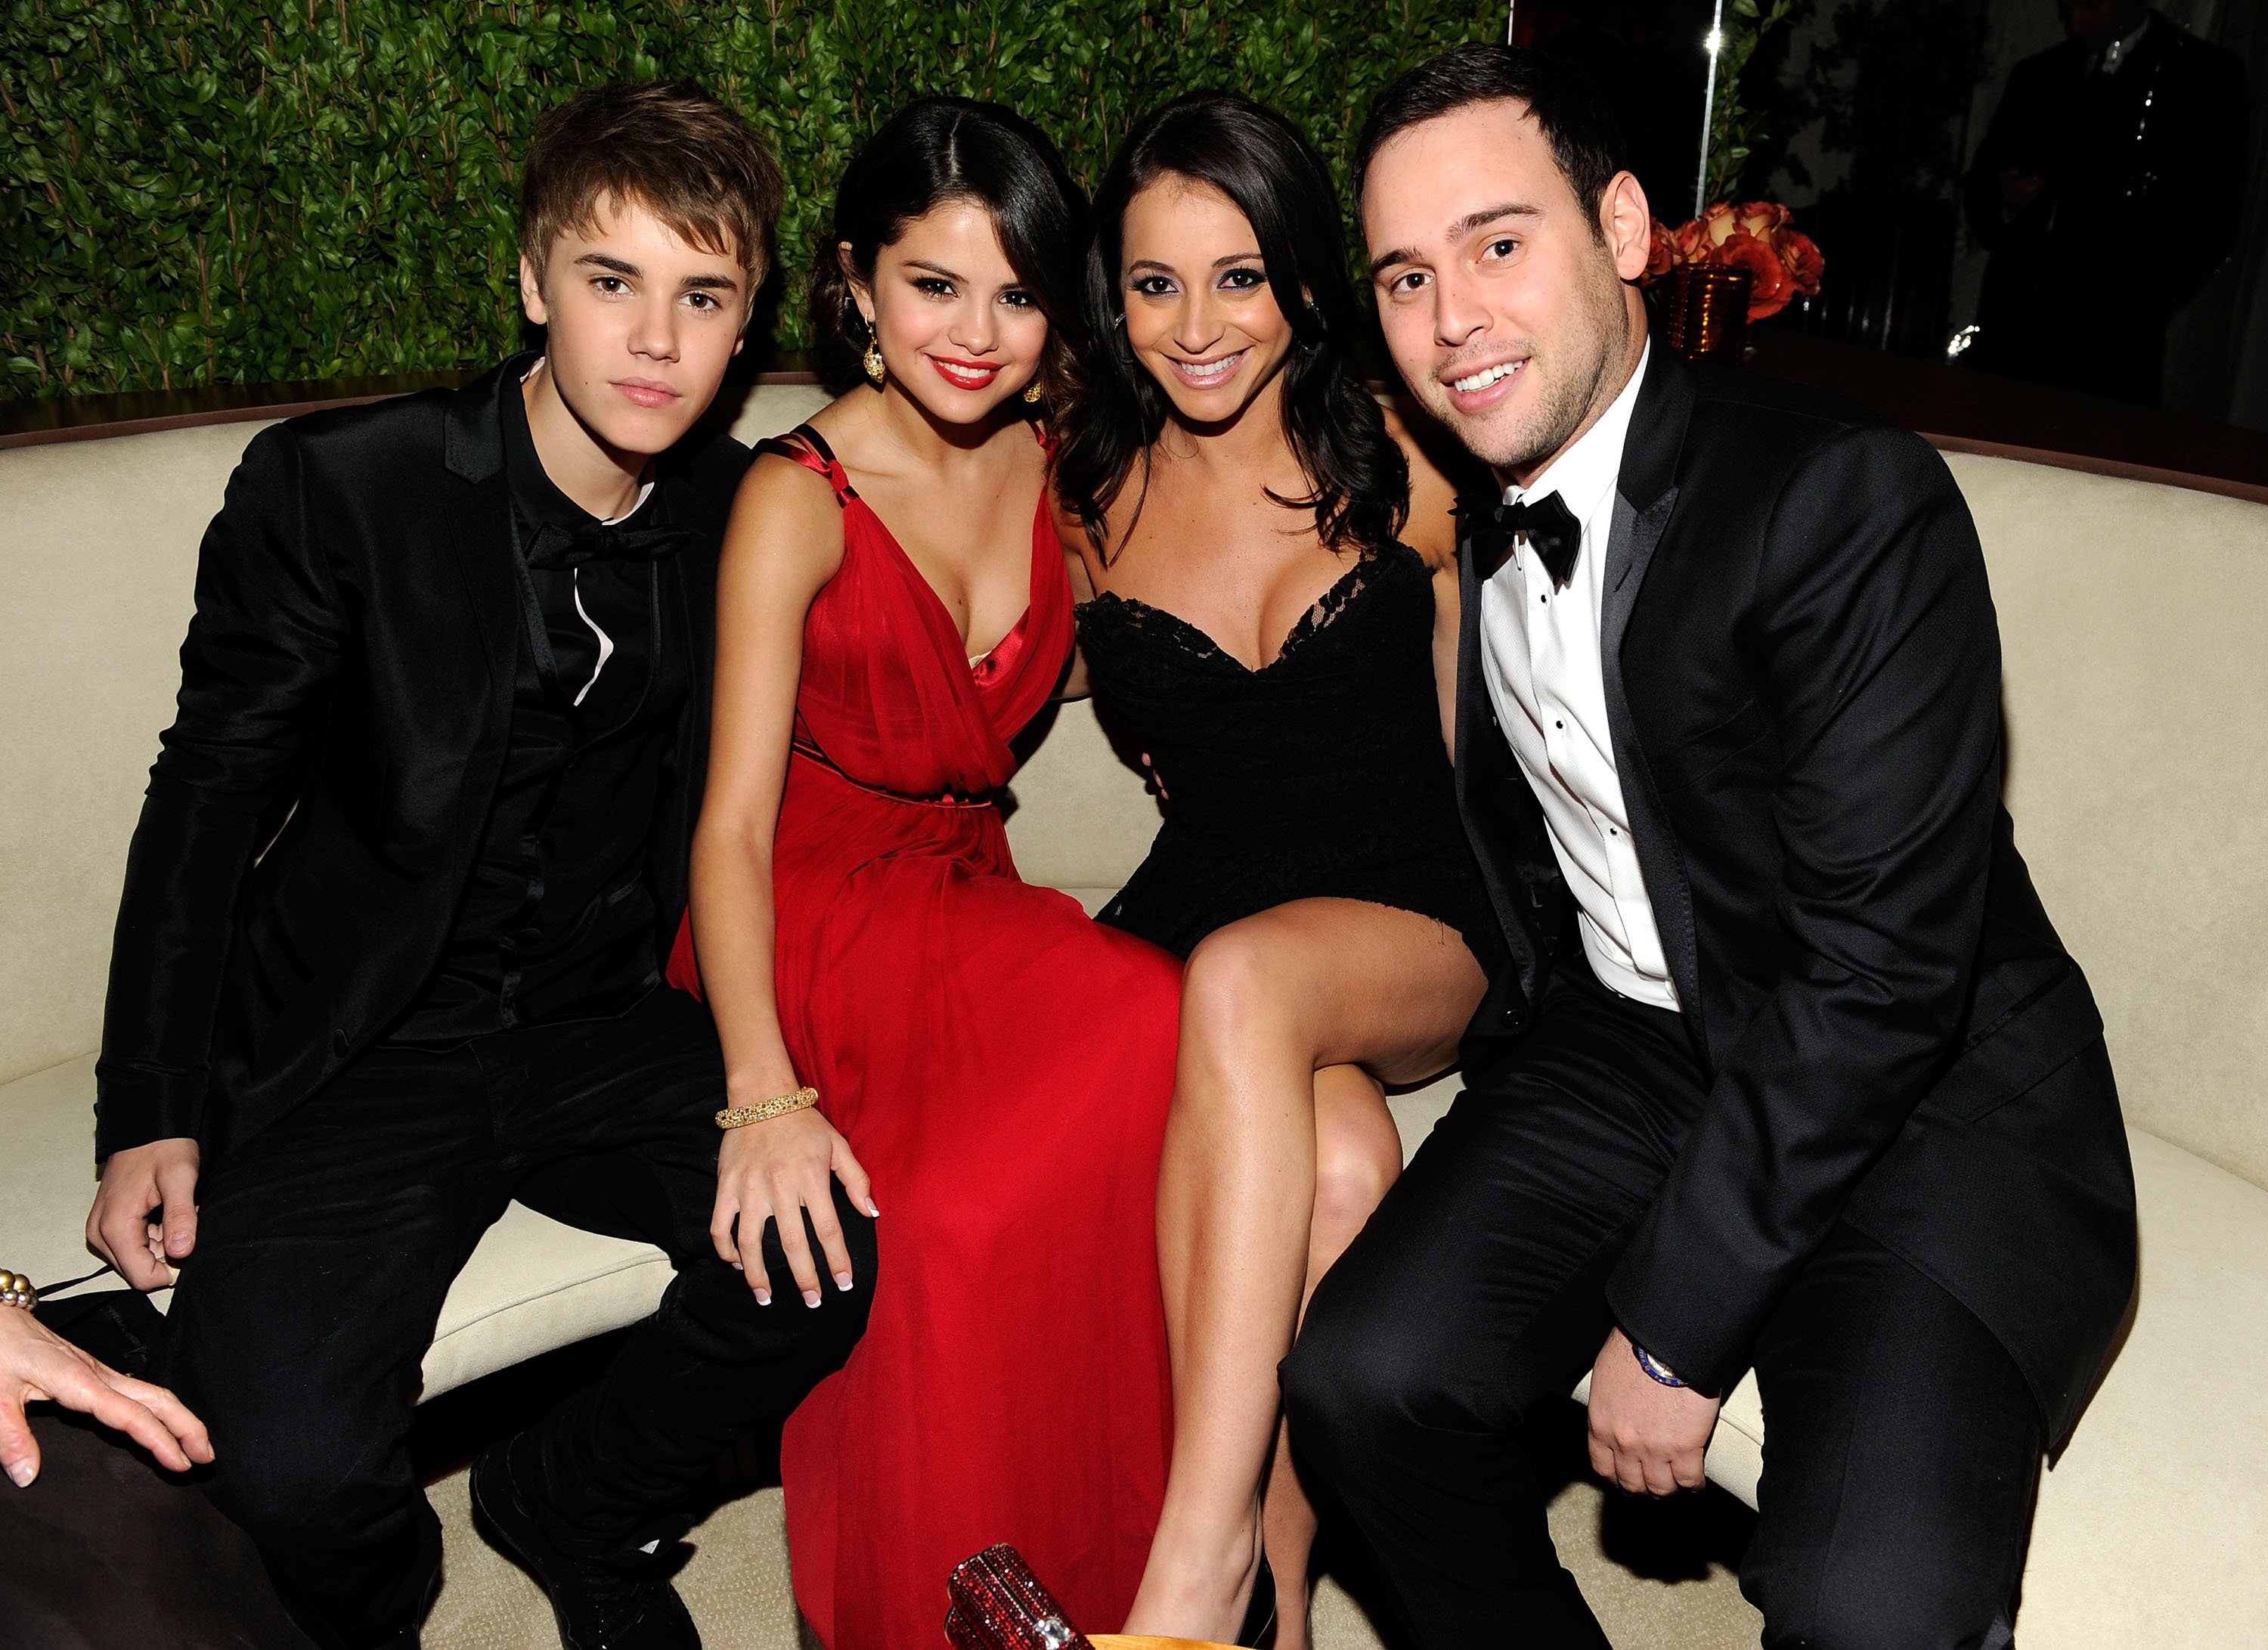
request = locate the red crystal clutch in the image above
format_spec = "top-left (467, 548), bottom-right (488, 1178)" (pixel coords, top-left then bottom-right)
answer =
top-left (944, 1543), bottom-right (1094, 1649)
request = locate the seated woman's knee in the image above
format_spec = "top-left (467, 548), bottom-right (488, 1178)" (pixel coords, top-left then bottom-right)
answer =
top-left (1312, 1105), bottom-right (1401, 1241)
top-left (1180, 918), bottom-right (1310, 1049)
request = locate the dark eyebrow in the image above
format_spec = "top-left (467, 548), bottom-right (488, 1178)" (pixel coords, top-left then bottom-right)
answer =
top-left (1211, 250), bottom-right (1263, 269)
top-left (574, 252), bottom-right (739, 295)
top-left (1371, 202), bottom-right (1545, 273)
top-left (1126, 259), bottom-right (1178, 278)
top-left (1452, 201), bottom-right (1544, 239)
top-left (903, 259), bottom-right (968, 283)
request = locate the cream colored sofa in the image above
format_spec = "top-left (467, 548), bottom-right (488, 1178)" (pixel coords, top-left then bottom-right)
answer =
top-left (2, 384), bottom-right (2263, 1648)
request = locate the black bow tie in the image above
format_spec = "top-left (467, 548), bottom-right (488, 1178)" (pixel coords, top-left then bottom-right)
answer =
top-left (522, 517), bottom-right (696, 572)
top-left (1467, 492), bottom-right (1582, 588)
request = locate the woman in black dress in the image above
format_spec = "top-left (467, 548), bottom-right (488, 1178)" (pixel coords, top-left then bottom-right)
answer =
top-left (1055, 94), bottom-right (1500, 1648)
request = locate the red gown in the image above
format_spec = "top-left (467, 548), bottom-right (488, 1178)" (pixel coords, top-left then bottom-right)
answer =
top-left (667, 424), bottom-right (1178, 1648)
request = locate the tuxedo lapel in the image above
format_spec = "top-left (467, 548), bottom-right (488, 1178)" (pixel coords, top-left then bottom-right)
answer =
top-left (438, 361), bottom-right (531, 844)
top-left (1598, 353), bottom-right (1708, 1058)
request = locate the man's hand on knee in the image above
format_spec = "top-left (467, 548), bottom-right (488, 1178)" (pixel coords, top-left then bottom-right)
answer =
top-left (86, 1137), bottom-right (202, 1292)
top-left (1585, 1326), bottom-right (1721, 1496)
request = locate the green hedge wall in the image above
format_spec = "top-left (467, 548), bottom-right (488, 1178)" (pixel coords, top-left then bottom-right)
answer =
top-left (2, 2), bottom-right (1503, 399)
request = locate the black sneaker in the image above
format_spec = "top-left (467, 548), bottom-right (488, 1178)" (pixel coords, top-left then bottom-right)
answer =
top-left (469, 1441), bottom-right (700, 1650)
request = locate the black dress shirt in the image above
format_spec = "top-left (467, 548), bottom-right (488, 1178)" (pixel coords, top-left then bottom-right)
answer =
top-left (386, 374), bottom-right (689, 1044)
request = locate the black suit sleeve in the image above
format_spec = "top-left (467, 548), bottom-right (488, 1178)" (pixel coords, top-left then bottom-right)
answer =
top-left (1606, 426), bottom-right (2003, 1394)
top-left (94, 424), bottom-right (348, 1160)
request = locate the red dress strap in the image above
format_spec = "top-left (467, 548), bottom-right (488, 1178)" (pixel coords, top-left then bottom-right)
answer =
top-left (757, 423), bottom-right (859, 503)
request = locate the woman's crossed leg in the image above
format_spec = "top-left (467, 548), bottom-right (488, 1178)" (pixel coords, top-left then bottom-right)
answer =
top-left (1124, 896), bottom-right (1486, 1646)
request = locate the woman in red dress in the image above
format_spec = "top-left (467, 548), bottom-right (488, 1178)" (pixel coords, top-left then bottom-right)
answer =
top-left (668, 100), bottom-right (1179, 1647)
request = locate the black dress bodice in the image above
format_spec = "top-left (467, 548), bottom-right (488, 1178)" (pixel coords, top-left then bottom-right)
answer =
top-left (1077, 541), bottom-right (1502, 969)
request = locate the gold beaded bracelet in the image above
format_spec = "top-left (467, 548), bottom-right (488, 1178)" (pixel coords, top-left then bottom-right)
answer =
top-left (0, 1270), bottom-right (36, 1310)
top-left (715, 1085), bottom-right (820, 1130)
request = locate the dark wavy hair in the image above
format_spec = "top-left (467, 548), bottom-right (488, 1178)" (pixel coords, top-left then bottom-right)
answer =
top-left (807, 97), bottom-right (1086, 396)
top-left (1052, 92), bottom-right (1408, 560)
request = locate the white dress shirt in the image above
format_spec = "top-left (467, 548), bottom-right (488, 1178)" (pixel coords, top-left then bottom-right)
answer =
top-left (1477, 343), bottom-right (1681, 1010)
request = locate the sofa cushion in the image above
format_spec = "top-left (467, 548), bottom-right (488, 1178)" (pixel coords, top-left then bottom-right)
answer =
top-left (1957, 453), bottom-right (2268, 1189)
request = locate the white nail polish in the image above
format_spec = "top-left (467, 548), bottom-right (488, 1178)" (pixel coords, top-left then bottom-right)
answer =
top-left (7, 1462), bottom-right (30, 1487)
top-left (754, 1288), bottom-right (773, 1305)
top-left (866, 1199), bottom-right (880, 1217)
top-left (801, 1289), bottom-right (822, 1307)
top-left (834, 1271), bottom-right (854, 1292)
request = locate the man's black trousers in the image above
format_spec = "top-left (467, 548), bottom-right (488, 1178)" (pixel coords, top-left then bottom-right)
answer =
top-left (158, 988), bottom-right (874, 1650)
top-left (1284, 963), bottom-right (2048, 1650)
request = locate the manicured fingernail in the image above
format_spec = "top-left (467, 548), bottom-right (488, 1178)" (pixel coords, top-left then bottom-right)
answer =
top-left (834, 1270), bottom-right (854, 1292)
top-left (7, 1460), bottom-right (31, 1487)
top-left (801, 1289), bottom-right (822, 1308)
top-left (754, 1287), bottom-right (772, 1305)
top-left (866, 1199), bottom-right (880, 1217)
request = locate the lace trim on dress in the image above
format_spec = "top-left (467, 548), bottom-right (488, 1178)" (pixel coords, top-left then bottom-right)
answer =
top-left (1080, 543), bottom-right (1419, 675)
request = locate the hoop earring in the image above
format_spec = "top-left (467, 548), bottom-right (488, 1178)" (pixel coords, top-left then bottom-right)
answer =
top-left (862, 337), bottom-right (885, 386)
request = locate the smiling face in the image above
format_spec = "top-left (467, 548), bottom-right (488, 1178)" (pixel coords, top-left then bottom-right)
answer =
top-left (849, 198), bottom-right (1047, 424)
top-left (1118, 175), bottom-right (1297, 430)
top-left (519, 192), bottom-right (748, 466)
top-left (1363, 99), bottom-right (1650, 484)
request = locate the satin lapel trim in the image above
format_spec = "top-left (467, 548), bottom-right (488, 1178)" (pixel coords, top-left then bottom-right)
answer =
top-left (1599, 366), bottom-right (1709, 1060)
top-left (1454, 519), bottom-right (1538, 983)
top-left (444, 467), bottom-right (521, 685)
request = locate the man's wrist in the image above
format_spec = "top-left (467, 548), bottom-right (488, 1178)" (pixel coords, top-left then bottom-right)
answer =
top-left (1630, 1338), bottom-right (1690, 1388)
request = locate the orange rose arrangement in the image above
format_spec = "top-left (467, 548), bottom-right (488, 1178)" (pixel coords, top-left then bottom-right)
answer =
top-left (1644, 202), bottom-right (1825, 322)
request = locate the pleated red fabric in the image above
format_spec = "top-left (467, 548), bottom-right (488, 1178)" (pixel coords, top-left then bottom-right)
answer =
top-left (668, 425), bottom-right (1177, 1648)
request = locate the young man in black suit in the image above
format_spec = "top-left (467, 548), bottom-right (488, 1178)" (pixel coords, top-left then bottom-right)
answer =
top-left (1282, 46), bottom-right (2138, 1649)
top-left (83, 82), bottom-right (872, 1650)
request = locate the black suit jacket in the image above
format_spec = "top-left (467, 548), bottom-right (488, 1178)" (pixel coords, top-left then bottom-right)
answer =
top-left (94, 358), bottom-right (752, 1165)
top-left (1455, 352), bottom-right (2137, 1447)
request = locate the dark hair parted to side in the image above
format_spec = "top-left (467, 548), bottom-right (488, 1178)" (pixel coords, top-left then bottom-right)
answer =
top-left (1355, 45), bottom-right (1628, 241)
top-left (1054, 92), bottom-right (1408, 560)
top-left (520, 79), bottom-right (784, 289)
top-left (807, 97), bottom-right (1086, 395)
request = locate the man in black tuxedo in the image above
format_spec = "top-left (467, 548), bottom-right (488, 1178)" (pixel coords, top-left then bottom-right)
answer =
top-left (1963, 0), bottom-right (2247, 406)
top-left (82, 82), bottom-right (872, 1650)
top-left (1283, 46), bottom-right (2137, 1649)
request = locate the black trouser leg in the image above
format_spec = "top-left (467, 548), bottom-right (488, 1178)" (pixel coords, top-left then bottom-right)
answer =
top-left (1284, 967), bottom-right (1703, 1650)
top-left (1742, 1224), bottom-right (2044, 1650)
top-left (1285, 963), bottom-right (2051, 1650)
top-left (160, 1047), bottom-right (504, 1650)
top-left (490, 989), bottom-right (874, 1551)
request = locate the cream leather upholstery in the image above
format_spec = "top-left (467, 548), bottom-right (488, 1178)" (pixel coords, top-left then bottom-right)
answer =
top-left (2, 387), bottom-right (2262, 1644)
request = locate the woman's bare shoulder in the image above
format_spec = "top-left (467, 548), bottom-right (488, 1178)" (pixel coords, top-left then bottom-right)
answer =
top-left (723, 438), bottom-right (849, 576)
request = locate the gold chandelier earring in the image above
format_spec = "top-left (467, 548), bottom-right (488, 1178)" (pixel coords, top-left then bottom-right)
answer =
top-left (1022, 378), bottom-right (1043, 405)
top-left (862, 334), bottom-right (885, 386)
